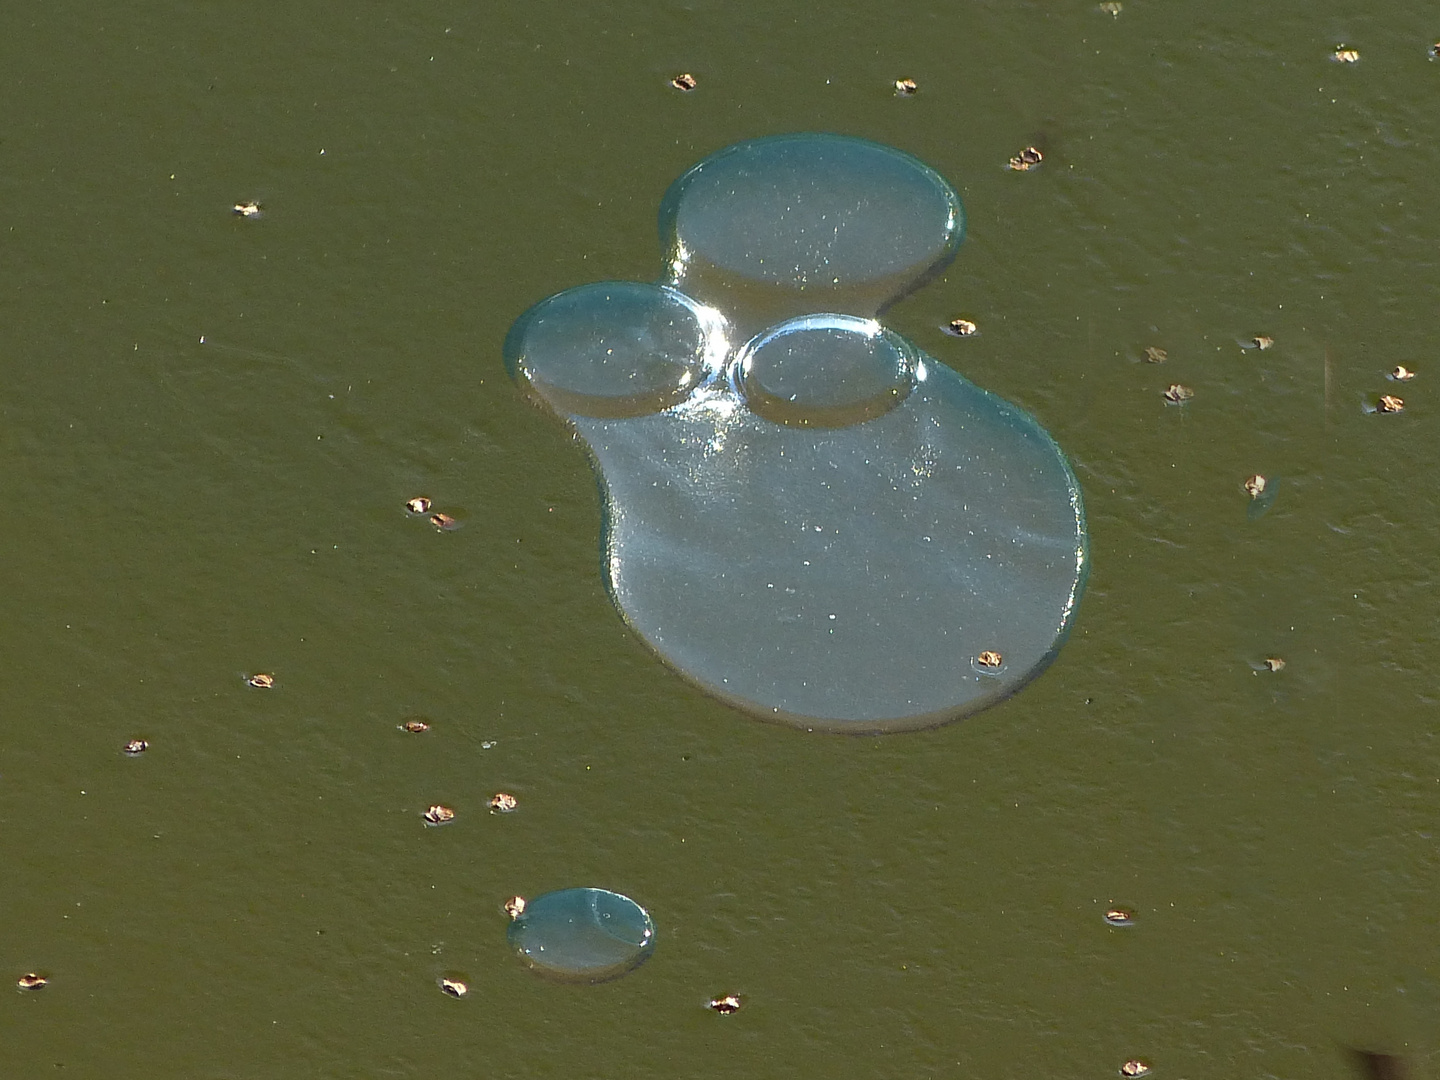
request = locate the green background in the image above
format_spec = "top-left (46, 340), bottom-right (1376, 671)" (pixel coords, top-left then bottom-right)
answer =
top-left (2, 1), bottom-right (1436, 1075)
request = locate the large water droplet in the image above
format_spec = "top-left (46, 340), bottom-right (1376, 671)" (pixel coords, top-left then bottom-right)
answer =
top-left (505, 134), bottom-right (1087, 732)
top-left (506, 888), bottom-right (656, 983)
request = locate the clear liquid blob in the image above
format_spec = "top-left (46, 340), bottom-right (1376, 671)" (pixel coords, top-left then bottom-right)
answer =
top-left (505, 134), bottom-right (1087, 733)
top-left (507, 888), bottom-right (656, 983)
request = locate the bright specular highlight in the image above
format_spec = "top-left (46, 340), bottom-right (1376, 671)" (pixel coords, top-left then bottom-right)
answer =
top-left (505, 134), bottom-right (1087, 732)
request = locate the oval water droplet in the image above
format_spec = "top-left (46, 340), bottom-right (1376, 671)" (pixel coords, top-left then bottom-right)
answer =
top-left (506, 887), bottom-right (655, 983)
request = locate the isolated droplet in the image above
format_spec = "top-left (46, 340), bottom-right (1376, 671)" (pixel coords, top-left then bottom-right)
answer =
top-left (507, 887), bottom-right (655, 982)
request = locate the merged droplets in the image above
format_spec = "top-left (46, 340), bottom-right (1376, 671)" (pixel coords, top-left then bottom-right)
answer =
top-left (506, 887), bottom-right (655, 983)
top-left (505, 134), bottom-right (1087, 731)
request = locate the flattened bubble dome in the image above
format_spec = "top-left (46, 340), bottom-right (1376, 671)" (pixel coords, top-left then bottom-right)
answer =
top-left (505, 134), bottom-right (1088, 733)
top-left (507, 888), bottom-right (656, 983)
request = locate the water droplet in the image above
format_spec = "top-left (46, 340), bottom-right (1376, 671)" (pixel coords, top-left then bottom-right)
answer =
top-left (505, 134), bottom-right (1086, 731)
top-left (507, 887), bottom-right (655, 982)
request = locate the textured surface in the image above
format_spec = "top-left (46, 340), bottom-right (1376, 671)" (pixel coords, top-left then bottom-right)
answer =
top-left (1, 0), bottom-right (1437, 1075)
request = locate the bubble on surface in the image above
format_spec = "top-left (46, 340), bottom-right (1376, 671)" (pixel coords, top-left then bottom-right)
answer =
top-left (656, 133), bottom-right (963, 339)
top-left (737, 315), bottom-right (914, 428)
top-left (506, 887), bottom-right (655, 983)
top-left (505, 133), bottom-right (1087, 732)
top-left (507, 283), bottom-right (723, 419)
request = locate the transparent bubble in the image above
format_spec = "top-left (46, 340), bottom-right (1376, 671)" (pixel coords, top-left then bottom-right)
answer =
top-left (505, 134), bottom-right (1087, 732)
top-left (506, 887), bottom-right (655, 983)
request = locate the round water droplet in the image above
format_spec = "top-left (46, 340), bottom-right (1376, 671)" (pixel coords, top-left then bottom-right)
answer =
top-left (738, 315), bottom-right (914, 427)
top-left (660, 134), bottom-right (963, 336)
top-left (505, 283), bottom-right (720, 418)
top-left (507, 887), bottom-right (655, 983)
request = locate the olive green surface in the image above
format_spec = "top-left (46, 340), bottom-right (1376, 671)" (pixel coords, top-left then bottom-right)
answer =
top-left (2, 1), bottom-right (1436, 1076)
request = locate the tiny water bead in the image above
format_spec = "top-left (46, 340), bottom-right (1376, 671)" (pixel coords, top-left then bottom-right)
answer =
top-left (507, 888), bottom-right (655, 983)
top-left (506, 134), bottom-right (1087, 731)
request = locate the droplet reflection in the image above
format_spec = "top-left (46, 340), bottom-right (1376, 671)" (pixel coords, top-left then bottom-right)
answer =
top-left (505, 134), bottom-right (1087, 731)
top-left (507, 887), bottom-right (655, 983)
